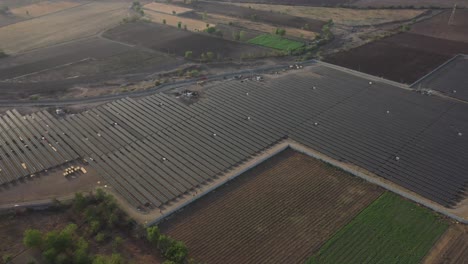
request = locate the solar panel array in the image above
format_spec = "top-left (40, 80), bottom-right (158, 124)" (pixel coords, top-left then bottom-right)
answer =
top-left (0, 64), bottom-right (466, 209)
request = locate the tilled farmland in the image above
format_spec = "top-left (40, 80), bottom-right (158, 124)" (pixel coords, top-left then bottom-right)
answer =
top-left (159, 149), bottom-right (383, 264)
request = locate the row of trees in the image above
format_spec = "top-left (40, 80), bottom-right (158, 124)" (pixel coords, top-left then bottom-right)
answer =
top-left (146, 226), bottom-right (188, 264)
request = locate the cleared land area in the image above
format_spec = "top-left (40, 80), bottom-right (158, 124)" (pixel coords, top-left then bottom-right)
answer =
top-left (232, 3), bottom-right (425, 26)
top-left (143, 2), bottom-right (192, 15)
top-left (308, 192), bottom-right (448, 263)
top-left (423, 224), bottom-right (468, 264)
top-left (144, 9), bottom-right (213, 31)
top-left (415, 55), bottom-right (468, 101)
top-left (160, 149), bottom-right (383, 263)
top-left (210, 0), bottom-right (356, 6)
top-left (186, 0), bottom-right (325, 32)
top-left (410, 10), bottom-right (468, 43)
top-left (103, 22), bottom-right (270, 59)
top-left (10, 1), bottom-right (81, 18)
top-left (325, 33), bottom-right (468, 84)
top-left (248, 34), bottom-right (304, 50)
top-left (197, 13), bottom-right (317, 39)
top-left (0, 1), bottom-right (128, 54)
top-left (354, 0), bottom-right (468, 8)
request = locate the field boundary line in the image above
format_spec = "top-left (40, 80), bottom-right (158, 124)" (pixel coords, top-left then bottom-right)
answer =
top-left (410, 54), bottom-right (465, 88)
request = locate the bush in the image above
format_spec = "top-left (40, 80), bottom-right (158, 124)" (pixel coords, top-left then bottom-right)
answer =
top-left (177, 22), bottom-right (182, 29)
top-left (95, 232), bottom-right (106, 243)
top-left (147, 226), bottom-right (161, 245)
top-left (163, 19), bottom-right (166, 24)
top-left (2, 254), bottom-right (12, 263)
top-left (23, 229), bottom-right (43, 248)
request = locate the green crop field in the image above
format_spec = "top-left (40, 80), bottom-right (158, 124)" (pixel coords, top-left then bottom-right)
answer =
top-left (247, 34), bottom-right (304, 51)
top-left (308, 192), bottom-right (448, 264)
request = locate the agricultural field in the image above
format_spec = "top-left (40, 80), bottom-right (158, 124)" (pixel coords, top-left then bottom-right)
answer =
top-left (197, 13), bottom-right (317, 40)
top-left (103, 22), bottom-right (271, 59)
top-left (0, 1), bottom-right (129, 54)
top-left (410, 10), bottom-right (468, 43)
top-left (325, 32), bottom-right (468, 84)
top-left (423, 224), bottom-right (468, 264)
top-left (248, 34), bottom-right (304, 51)
top-left (10, 1), bottom-right (81, 18)
top-left (231, 3), bottom-right (426, 26)
top-left (184, 0), bottom-right (325, 32)
top-left (208, 0), bottom-right (355, 6)
top-left (144, 9), bottom-right (213, 31)
top-left (143, 2), bottom-right (193, 15)
top-left (159, 149), bottom-right (383, 263)
top-left (354, 0), bottom-right (468, 8)
top-left (308, 192), bottom-right (448, 264)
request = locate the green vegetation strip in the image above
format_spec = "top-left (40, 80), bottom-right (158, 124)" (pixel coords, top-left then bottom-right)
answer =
top-left (247, 34), bottom-right (304, 51)
top-left (308, 192), bottom-right (448, 264)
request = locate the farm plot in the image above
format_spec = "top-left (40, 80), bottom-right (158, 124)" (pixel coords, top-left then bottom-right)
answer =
top-left (159, 149), bottom-right (383, 264)
top-left (143, 2), bottom-right (192, 15)
top-left (0, 1), bottom-right (128, 54)
top-left (144, 9), bottom-right (213, 31)
top-left (410, 10), bottom-right (468, 43)
top-left (10, 1), bottom-right (81, 18)
top-left (197, 13), bottom-right (317, 40)
top-left (354, 0), bottom-right (468, 8)
top-left (308, 192), bottom-right (448, 264)
top-left (103, 22), bottom-right (270, 59)
top-left (325, 33), bottom-right (468, 84)
top-left (422, 224), bottom-right (468, 264)
top-left (248, 34), bottom-right (304, 50)
top-left (232, 3), bottom-right (425, 26)
top-left (187, 1), bottom-right (325, 32)
top-left (208, 0), bottom-right (356, 6)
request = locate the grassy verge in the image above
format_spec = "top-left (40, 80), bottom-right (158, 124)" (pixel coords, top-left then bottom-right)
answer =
top-left (247, 34), bottom-right (304, 51)
top-left (308, 192), bottom-right (448, 264)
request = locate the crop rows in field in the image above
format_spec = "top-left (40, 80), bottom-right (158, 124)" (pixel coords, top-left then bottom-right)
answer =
top-left (159, 150), bottom-right (383, 263)
top-left (248, 34), bottom-right (304, 50)
top-left (308, 192), bottom-right (448, 264)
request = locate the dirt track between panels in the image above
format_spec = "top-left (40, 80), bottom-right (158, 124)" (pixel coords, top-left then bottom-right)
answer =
top-left (159, 149), bottom-right (383, 264)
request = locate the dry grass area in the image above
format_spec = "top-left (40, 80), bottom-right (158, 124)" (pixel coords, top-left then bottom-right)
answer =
top-left (232, 3), bottom-right (425, 26)
top-left (145, 10), bottom-right (213, 31)
top-left (143, 2), bottom-right (192, 15)
top-left (10, 1), bottom-right (81, 18)
top-left (208, 13), bottom-right (316, 39)
top-left (0, 1), bottom-right (128, 54)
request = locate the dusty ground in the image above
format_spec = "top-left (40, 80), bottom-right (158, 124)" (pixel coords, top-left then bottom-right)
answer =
top-left (144, 2), bottom-right (192, 15)
top-left (144, 9), bottom-right (214, 31)
top-left (0, 161), bottom-right (101, 206)
top-left (232, 3), bottom-right (425, 26)
top-left (410, 9), bottom-right (468, 43)
top-left (159, 149), bottom-right (383, 263)
top-left (423, 223), bottom-right (468, 264)
top-left (0, 0), bottom-right (130, 54)
top-left (10, 1), bottom-right (81, 18)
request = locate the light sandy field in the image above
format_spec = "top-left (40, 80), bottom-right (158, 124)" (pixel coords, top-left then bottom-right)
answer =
top-left (143, 2), bottom-right (192, 15)
top-left (232, 3), bottom-right (425, 26)
top-left (208, 13), bottom-right (316, 39)
top-left (10, 1), bottom-right (81, 18)
top-left (0, 1), bottom-right (129, 54)
top-left (145, 9), bottom-right (213, 31)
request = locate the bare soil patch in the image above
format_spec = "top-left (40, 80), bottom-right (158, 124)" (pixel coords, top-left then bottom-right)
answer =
top-left (423, 223), bottom-right (468, 264)
top-left (208, 0), bottom-right (356, 7)
top-left (232, 3), bottom-right (425, 26)
top-left (185, 0), bottom-right (325, 32)
top-left (103, 22), bottom-right (271, 59)
top-left (325, 33), bottom-right (468, 84)
top-left (10, 1), bottom-right (80, 18)
top-left (410, 10), bottom-right (468, 43)
top-left (144, 9), bottom-right (213, 31)
top-left (159, 149), bottom-right (383, 264)
top-left (0, 1), bottom-right (129, 54)
top-left (143, 2), bottom-right (193, 15)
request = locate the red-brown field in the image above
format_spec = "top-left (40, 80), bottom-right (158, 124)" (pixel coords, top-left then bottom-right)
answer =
top-left (159, 149), bottom-right (383, 264)
top-left (103, 22), bottom-right (271, 59)
top-left (410, 10), bottom-right (468, 43)
top-left (325, 33), bottom-right (468, 84)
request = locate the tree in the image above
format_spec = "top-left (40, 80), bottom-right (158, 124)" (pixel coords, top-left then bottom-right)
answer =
top-left (163, 19), bottom-right (166, 24)
top-left (112, 236), bottom-right (124, 252)
top-left (276, 28), bottom-right (286, 36)
top-left (165, 241), bottom-right (188, 262)
top-left (23, 229), bottom-right (43, 248)
top-left (205, 26), bottom-right (216, 34)
top-left (3, 254), bottom-right (12, 264)
top-left (172, 10), bottom-right (176, 15)
top-left (177, 21), bottom-right (182, 29)
top-left (147, 226), bottom-right (161, 245)
top-left (73, 192), bottom-right (88, 212)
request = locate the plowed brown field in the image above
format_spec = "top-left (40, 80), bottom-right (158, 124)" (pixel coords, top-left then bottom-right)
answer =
top-left (159, 149), bottom-right (383, 264)
top-left (423, 224), bottom-right (468, 264)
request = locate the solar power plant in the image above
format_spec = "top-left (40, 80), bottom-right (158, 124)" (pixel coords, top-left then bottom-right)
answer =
top-left (415, 55), bottom-right (468, 102)
top-left (0, 63), bottom-right (467, 210)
